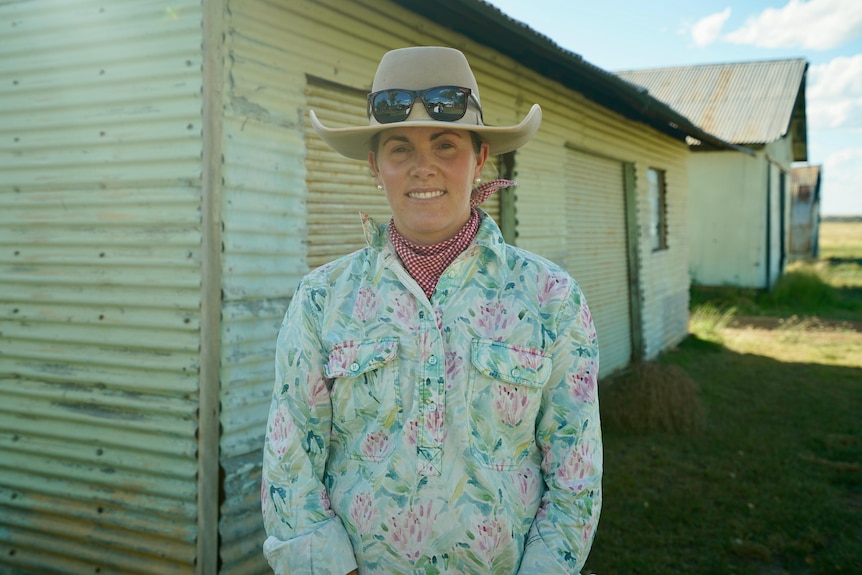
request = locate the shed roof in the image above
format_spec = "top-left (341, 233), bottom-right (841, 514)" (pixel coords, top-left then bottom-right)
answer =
top-left (392, 0), bottom-right (748, 154)
top-left (615, 59), bottom-right (808, 152)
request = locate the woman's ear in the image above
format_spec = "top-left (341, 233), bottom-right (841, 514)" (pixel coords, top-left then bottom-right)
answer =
top-left (368, 151), bottom-right (381, 186)
top-left (474, 142), bottom-right (490, 180)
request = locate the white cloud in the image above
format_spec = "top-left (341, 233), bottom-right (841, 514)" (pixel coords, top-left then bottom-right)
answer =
top-left (724, 0), bottom-right (862, 50)
top-left (689, 8), bottom-right (732, 47)
top-left (807, 54), bottom-right (862, 129)
top-left (821, 148), bottom-right (862, 215)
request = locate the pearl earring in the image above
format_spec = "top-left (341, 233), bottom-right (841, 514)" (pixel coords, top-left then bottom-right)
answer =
top-left (474, 177), bottom-right (481, 184)
top-left (376, 184), bottom-right (383, 190)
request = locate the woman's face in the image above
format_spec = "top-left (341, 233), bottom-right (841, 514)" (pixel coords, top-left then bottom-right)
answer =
top-left (369, 126), bottom-right (489, 245)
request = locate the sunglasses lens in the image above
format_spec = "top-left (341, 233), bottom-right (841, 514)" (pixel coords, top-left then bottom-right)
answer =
top-left (423, 86), bottom-right (468, 121)
top-left (370, 90), bottom-right (414, 124)
top-left (368, 87), bottom-right (473, 124)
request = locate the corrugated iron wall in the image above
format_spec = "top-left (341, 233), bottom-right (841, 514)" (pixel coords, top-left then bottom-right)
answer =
top-left (0, 1), bottom-right (205, 573)
top-left (565, 150), bottom-right (633, 377)
top-left (304, 78), bottom-right (392, 269)
top-left (505, 61), bottom-right (692, 365)
top-left (217, 0), bottom-right (311, 572)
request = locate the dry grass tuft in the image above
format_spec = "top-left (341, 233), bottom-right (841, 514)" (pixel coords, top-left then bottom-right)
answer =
top-left (600, 361), bottom-right (705, 434)
top-left (689, 304), bottom-right (736, 343)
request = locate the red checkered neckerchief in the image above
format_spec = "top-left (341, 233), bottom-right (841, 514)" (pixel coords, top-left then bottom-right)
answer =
top-left (389, 179), bottom-right (515, 299)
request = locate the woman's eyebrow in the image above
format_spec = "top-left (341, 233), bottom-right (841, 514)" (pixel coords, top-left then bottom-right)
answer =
top-left (430, 130), bottom-right (462, 140)
top-left (381, 134), bottom-right (410, 147)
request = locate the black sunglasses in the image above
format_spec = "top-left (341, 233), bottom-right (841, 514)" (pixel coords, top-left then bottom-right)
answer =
top-left (367, 85), bottom-right (483, 124)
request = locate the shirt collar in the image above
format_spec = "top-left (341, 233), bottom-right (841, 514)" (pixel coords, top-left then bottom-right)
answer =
top-left (361, 209), bottom-right (507, 263)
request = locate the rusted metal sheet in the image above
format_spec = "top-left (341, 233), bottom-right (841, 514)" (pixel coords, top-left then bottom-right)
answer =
top-left (789, 165), bottom-right (821, 259)
top-left (0, 0), bottom-right (204, 573)
top-left (616, 59), bottom-right (808, 146)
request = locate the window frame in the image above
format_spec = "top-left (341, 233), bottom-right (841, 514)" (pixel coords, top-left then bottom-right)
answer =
top-left (647, 167), bottom-right (669, 251)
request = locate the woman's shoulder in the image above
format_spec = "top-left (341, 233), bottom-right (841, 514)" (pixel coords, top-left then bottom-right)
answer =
top-left (500, 244), bottom-right (589, 305)
top-left (505, 244), bottom-right (573, 279)
top-left (302, 247), bottom-right (376, 284)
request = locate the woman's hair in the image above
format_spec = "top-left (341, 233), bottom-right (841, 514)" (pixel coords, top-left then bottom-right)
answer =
top-left (370, 131), bottom-right (485, 161)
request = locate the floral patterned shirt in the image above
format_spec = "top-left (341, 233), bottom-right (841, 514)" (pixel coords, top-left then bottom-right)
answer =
top-left (262, 212), bottom-right (602, 574)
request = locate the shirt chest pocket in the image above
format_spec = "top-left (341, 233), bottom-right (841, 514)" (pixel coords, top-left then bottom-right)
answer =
top-left (468, 338), bottom-right (552, 470)
top-left (325, 337), bottom-right (402, 461)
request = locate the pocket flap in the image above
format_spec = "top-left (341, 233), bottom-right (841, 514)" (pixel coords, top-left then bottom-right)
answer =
top-left (470, 338), bottom-right (551, 387)
top-left (325, 338), bottom-right (399, 378)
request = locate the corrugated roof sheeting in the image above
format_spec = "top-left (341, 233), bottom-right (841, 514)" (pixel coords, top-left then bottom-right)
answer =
top-left (616, 59), bottom-right (808, 145)
top-left (0, 1), bottom-right (204, 573)
top-left (392, 0), bottom-right (747, 153)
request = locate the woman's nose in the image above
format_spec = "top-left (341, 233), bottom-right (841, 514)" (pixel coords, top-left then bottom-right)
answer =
top-left (410, 149), bottom-right (436, 178)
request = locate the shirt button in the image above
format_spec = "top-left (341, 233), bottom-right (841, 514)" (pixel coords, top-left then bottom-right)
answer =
top-left (349, 362), bottom-right (360, 372)
top-left (427, 403), bottom-right (437, 412)
top-left (447, 271), bottom-right (456, 278)
top-left (511, 367), bottom-right (521, 378)
top-left (427, 355), bottom-right (437, 365)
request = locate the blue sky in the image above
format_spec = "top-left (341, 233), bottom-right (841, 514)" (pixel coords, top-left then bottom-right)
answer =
top-left (486, 0), bottom-right (862, 216)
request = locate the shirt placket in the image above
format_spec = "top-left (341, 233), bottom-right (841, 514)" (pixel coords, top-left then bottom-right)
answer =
top-left (416, 307), bottom-right (445, 477)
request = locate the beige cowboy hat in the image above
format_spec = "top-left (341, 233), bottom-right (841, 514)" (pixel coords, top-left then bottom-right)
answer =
top-left (310, 46), bottom-right (542, 161)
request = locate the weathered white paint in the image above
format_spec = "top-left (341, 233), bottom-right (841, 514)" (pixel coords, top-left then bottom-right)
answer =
top-left (688, 137), bottom-right (793, 289)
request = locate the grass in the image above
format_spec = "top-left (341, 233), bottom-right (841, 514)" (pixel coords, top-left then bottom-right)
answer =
top-left (584, 221), bottom-right (862, 575)
top-left (820, 220), bottom-right (862, 261)
top-left (689, 260), bottom-right (862, 323)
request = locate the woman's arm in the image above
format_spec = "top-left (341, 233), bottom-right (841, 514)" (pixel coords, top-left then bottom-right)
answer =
top-left (519, 284), bottom-right (602, 574)
top-left (261, 282), bottom-right (359, 574)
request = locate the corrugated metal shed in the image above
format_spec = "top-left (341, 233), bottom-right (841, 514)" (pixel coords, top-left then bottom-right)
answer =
top-left (616, 59), bottom-right (808, 154)
top-left (0, 0), bottom-right (204, 573)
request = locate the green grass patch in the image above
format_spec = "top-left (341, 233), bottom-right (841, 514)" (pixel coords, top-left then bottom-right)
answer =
top-left (587, 341), bottom-right (862, 575)
top-left (691, 260), bottom-right (862, 323)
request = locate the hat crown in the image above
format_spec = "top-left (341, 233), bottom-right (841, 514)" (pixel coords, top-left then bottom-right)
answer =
top-left (371, 47), bottom-right (481, 107)
top-left (309, 46), bottom-right (541, 161)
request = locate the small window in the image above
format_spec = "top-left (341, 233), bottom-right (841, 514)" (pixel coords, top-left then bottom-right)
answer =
top-left (647, 168), bottom-right (668, 251)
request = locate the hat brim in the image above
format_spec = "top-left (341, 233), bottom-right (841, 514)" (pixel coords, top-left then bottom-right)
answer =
top-left (310, 104), bottom-right (542, 161)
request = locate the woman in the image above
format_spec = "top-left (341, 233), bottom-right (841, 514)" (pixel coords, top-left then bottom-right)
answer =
top-left (262, 46), bottom-right (602, 575)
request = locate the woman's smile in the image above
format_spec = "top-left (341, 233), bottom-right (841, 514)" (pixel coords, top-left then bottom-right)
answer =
top-left (407, 189), bottom-right (446, 200)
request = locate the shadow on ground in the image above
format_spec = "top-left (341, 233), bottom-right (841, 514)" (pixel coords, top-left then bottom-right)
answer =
top-left (585, 335), bottom-right (862, 575)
